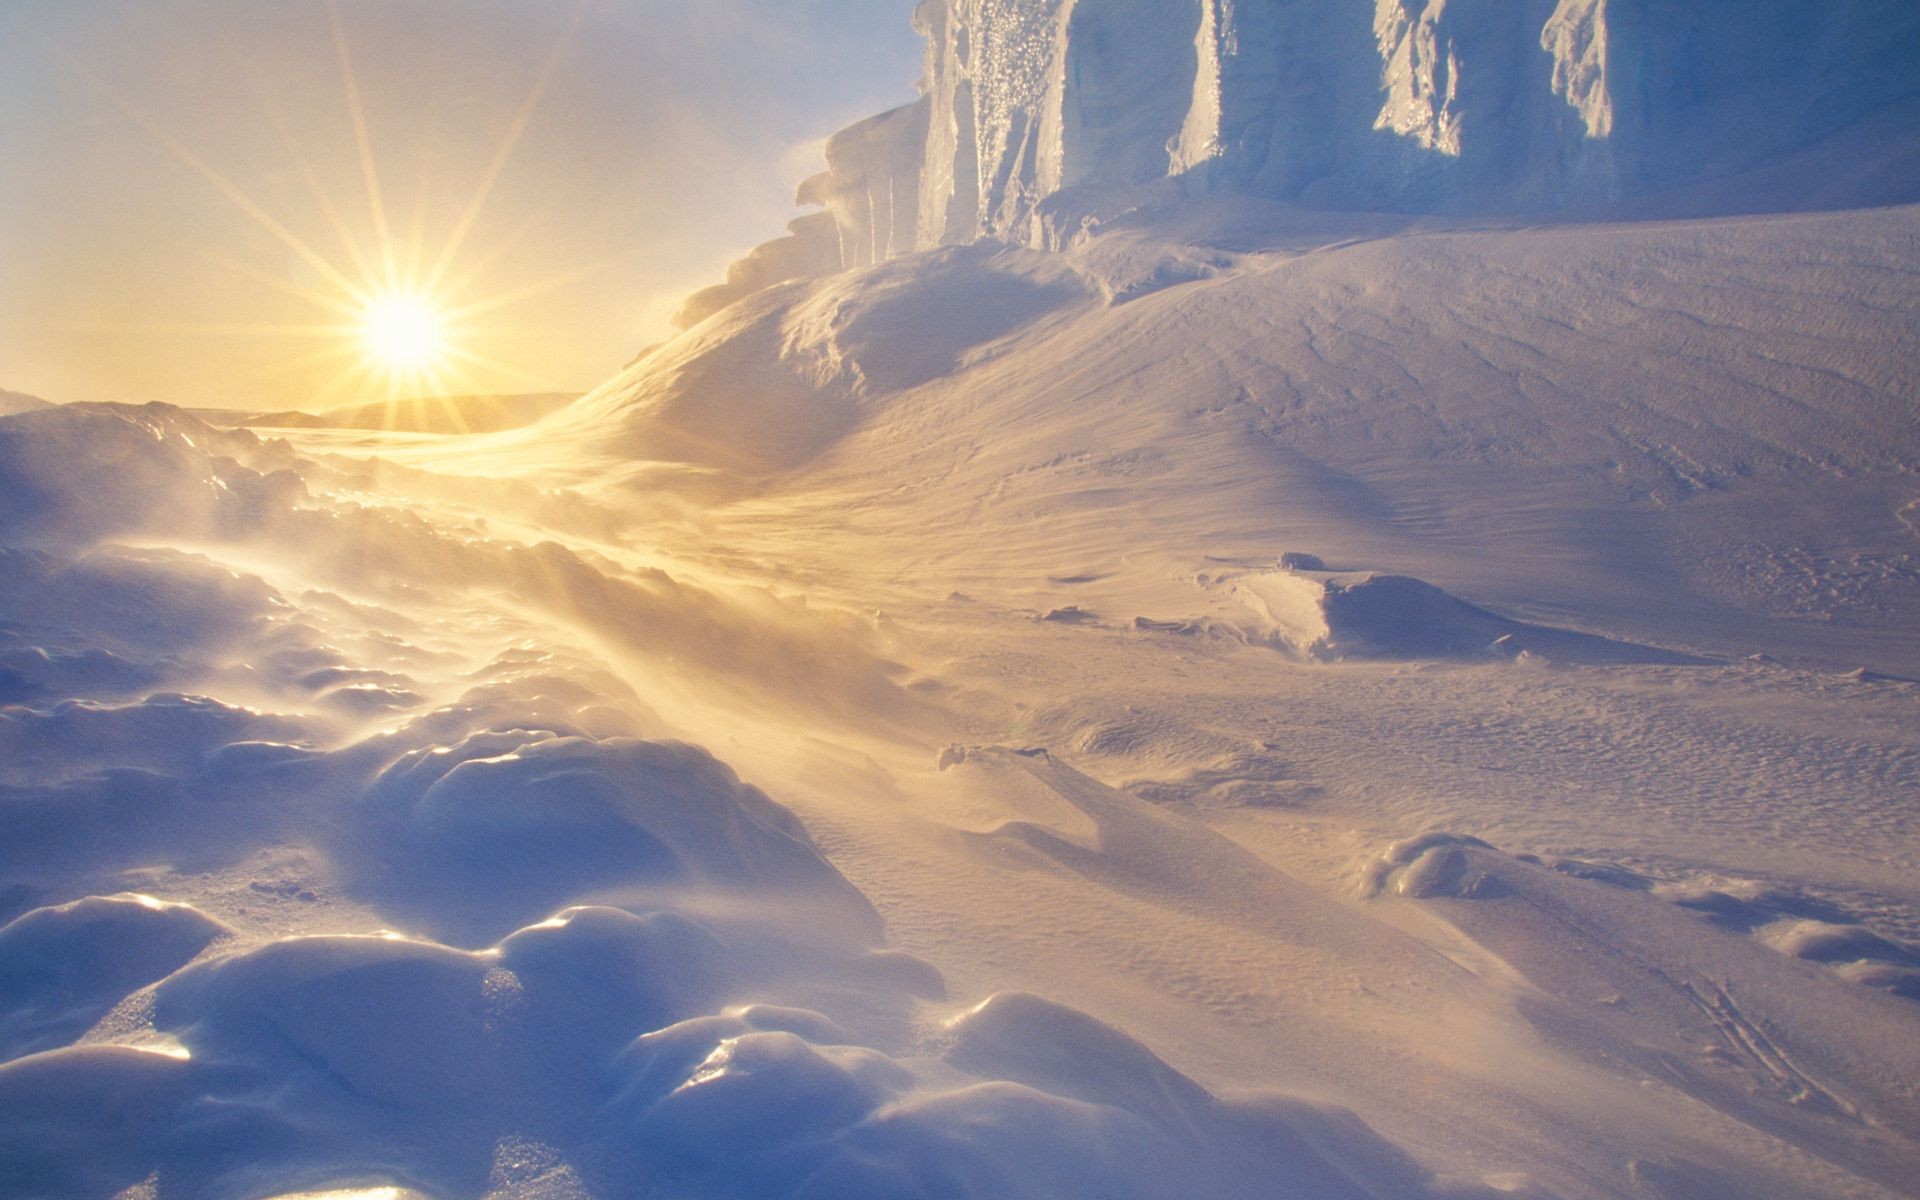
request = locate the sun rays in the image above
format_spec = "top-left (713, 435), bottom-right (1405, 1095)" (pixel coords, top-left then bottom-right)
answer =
top-left (72, 0), bottom-right (597, 428)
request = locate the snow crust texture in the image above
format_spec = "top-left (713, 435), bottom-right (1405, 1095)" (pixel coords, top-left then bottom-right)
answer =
top-left (683, 0), bottom-right (1920, 323)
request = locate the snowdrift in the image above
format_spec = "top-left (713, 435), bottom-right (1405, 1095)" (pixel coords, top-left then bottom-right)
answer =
top-left (525, 246), bottom-right (1094, 487)
top-left (1228, 568), bottom-right (1707, 663)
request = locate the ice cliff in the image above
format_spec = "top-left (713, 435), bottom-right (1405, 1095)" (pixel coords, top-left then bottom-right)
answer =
top-left (680, 0), bottom-right (1920, 325)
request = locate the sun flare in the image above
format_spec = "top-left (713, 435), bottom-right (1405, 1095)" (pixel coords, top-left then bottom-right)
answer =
top-left (62, 1), bottom-right (600, 411)
top-left (360, 293), bottom-right (446, 371)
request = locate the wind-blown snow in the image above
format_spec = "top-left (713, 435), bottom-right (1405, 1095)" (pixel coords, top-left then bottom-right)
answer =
top-left (0, 402), bottom-right (1546, 1199)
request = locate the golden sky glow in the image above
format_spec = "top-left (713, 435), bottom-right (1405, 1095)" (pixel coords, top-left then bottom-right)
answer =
top-left (0, 1), bottom-right (923, 412)
top-left (59, 0), bottom-right (606, 420)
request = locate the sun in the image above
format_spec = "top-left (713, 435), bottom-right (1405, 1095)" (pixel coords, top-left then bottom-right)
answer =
top-left (85, 1), bottom-right (599, 409)
top-left (360, 293), bottom-right (446, 371)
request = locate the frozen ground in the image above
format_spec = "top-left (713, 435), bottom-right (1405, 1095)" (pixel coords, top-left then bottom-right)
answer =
top-left (2, 194), bottom-right (1917, 1199)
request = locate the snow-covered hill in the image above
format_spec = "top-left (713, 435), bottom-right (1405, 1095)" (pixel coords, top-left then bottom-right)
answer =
top-left (530, 202), bottom-right (1920, 678)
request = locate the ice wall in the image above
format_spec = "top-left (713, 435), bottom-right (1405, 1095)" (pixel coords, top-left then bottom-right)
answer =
top-left (679, 0), bottom-right (1920, 326)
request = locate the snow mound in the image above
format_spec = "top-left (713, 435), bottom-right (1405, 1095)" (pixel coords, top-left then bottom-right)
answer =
top-left (1356, 829), bottom-right (1920, 1178)
top-left (1762, 920), bottom-right (1920, 969)
top-left (495, 906), bottom-right (740, 1063)
top-left (0, 693), bottom-right (306, 783)
top-left (358, 732), bottom-right (878, 943)
top-left (606, 1027), bottom-right (915, 1183)
top-left (0, 895), bottom-right (228, 1059)
top-left (943, 990), bottom-right (1213, 1130)
top-left (522, 246), bottom-right (1092, 483)
top-left (599, 988), bottom-right (1449, 1200)
top-left (0, 642), bottom-right (160, 707)
top-left (1231, 568), bottom-right (1705, 664)
top-left (0, 897), bottom-right (1467, 1200)
top-left (1360, 832), bottom-right (1501, 899)
top-left (781, 246), bottom-right (1093, 395)
top-left (0, 545), bottom-right (283, 658)
top-left (1378, 840), bottom-right (1920, 1001)
top-left (0, 1044), bottom-right (197, 1198)
top-left (1760, 920), bottom-right (1920, 1002)
top-left (153, 933), bottom-right (495, 1107)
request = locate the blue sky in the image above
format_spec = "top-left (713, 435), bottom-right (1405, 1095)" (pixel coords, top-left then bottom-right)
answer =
top-left (0, 1), bottom-right (925, 408)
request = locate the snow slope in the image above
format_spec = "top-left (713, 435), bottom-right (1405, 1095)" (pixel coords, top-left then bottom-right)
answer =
top-left (527, 201), bottom-right (1920, 678)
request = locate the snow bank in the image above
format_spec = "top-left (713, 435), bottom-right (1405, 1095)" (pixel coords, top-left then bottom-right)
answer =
top-left (2, 64), bottom-right (1917, 1193)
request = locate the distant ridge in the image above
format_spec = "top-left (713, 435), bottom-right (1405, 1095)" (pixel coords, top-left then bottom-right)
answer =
top-left (0, 389), bottom-right (52, 416)
top-left (236, 391), bottom-right (579, 435)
